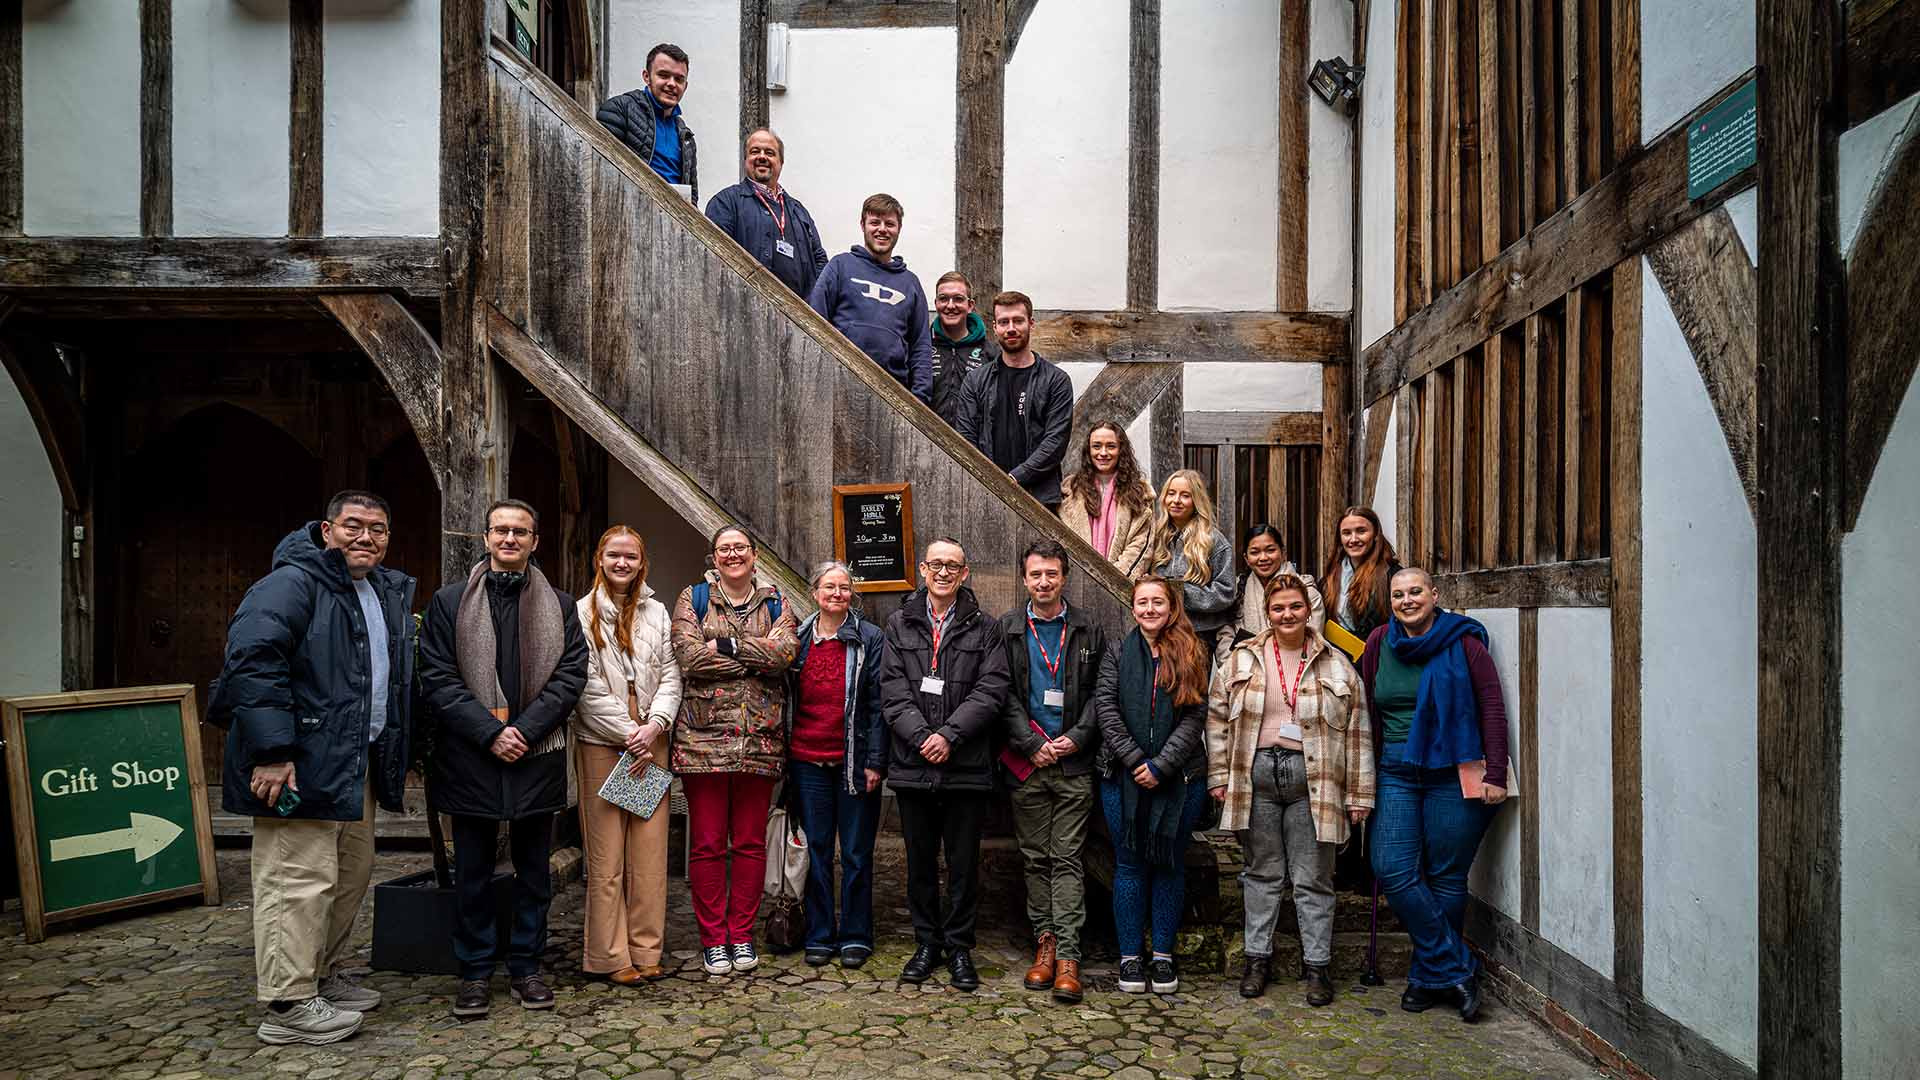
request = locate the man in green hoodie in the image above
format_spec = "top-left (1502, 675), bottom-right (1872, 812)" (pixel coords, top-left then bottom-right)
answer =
top-left (929, 270), bottom-right (1001, 427)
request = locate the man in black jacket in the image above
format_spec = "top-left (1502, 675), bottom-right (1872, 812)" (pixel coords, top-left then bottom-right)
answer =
top-left (420, 499), bottom-right (588, 1018)
top-left (999, 539), bottom-right (1107, 1004)
top-left (705, 128), bottom-right (828, 299)
top-left (954, 290), bottom-right (1075, 512)
top-left (218, 491), bottom-right (414, 1045)
top-left (597, 43), bottom-right (698, 204)
top-left (880, 537), bottom-right (1010, 990)
top-left (929, 270), bottom-right (1000, 425)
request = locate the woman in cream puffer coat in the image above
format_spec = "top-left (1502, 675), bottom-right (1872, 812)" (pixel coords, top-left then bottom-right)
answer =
top-left (572, 526), bottom-right (683, 984)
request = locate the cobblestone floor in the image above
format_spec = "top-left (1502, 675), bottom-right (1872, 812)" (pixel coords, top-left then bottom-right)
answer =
top-left (0, 841), bottom-right (1606, 1079)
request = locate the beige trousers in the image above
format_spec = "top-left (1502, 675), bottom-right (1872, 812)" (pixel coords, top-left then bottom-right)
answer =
top-left (576, 738), bottom-right (670, 972)
top-left (251, 774), bottom-right (376, 1002)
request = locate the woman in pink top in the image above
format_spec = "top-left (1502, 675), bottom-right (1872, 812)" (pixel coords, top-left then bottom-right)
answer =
top-left (1058, 420), bottom-right (1155, 575)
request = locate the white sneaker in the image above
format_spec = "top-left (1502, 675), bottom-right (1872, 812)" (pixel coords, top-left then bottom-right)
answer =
top-left (318, 972), bottom-right (382, 1011)
top-left (256, 996), bottom-right (363, 1045)
top-left (701, 945), bottom-right (734, 975)
top-left (730, 942), bottom-right (760, 971)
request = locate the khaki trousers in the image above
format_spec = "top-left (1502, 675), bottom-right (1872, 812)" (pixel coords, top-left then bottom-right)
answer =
top-left (576, 738), bottom-right (670, 972)
top-left (251, 774), bottom-right (376, 1002)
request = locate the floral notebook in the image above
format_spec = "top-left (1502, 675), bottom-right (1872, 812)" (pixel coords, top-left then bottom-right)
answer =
top-left (596, 754), bottom-right (673, 819)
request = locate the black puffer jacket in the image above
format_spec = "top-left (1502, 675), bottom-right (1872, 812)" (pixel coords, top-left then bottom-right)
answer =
top-left (217, 523), bottom-right (416, 822)
top-left (596, 87), bottom-right (699, 205)
top-left (419, 572), bottom-right (589, 820)
top-left (999, 604), bottom-right (1107, 778)
top-left (880, 586), bottom-right (1010, 792)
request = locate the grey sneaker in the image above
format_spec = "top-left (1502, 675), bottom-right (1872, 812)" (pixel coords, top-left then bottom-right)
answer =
top-left (256, 996), bottom-right (363, 1045)
top-left (318, 972), bottom-right (382, 1011)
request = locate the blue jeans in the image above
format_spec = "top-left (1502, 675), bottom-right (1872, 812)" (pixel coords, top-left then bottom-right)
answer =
top-left (1100, 776), bottom-right (1208, 957)
top-left (1368, 741), bottom-right (1499, 988)
top-left (788, 760), bottom-right (881, 952)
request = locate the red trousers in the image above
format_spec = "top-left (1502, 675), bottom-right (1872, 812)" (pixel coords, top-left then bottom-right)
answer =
top-left (680, 772), bottom-right (776, 946)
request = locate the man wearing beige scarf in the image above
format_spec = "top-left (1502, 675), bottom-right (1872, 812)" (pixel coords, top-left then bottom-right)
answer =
top-left (420, 499), bottom-right (588, 1019)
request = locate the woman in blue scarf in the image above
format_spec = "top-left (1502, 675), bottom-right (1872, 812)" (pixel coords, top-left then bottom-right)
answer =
top-left (1094, 576), bottom-right (1211, 995)
top-left (1358, 567), bottom-right (1511, 1021)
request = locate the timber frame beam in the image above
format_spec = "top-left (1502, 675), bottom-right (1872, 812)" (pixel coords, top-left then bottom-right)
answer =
top-left (1842, 103), bottom-right (1920, 531)
top-left (0, 303), bottom-right (87, 509)
top-left (1031, 310), bottom-right (1348, 364)
top-left (319, 292), bottom-right (448, 477)
top-left (0, 236), bottom-right (443, 297)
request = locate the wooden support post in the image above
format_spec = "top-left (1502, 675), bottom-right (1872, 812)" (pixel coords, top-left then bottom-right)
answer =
top-left (290, 0), bottom-right (323, 237)
top-left (1276, 0), bottom-right (1309, 310)
top-left (1126, 0), bottom-right (1159, 313)
top-left (1395, 384), bottom-right (1415, 553)
top-left (1481, 338), bottom-right (1502, 568)
top-left (1560, 289), bottom-right (1582, 556)
top-left (1, 0), bottom-right (20, 236)
top-left (955, 0), bottom-right (1006, 306)
top-left (1756, 1), bottom-right (1845, 1076)
top-left (740, 0), bottom-right (770, 154)
top-left (1149, 370), bottom-right (1182, 490)
top-left (1608, 0), bottom-right (1641, 983)
top-left (139, 0), bottom-right (172, 237)
top-left (1393, 0), bottom-right (1423, 323)
top-left (1319, 363), bottom-right (1349, 567)
top-left (1843, 108), bottom-right (1920, 529)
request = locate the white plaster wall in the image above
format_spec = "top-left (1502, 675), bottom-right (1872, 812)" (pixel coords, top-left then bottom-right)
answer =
top-left (1462, 606), bottom-right (1522, 921)
top-left (1842, 371), bottom-right (1920, 1080)
top-left (1839, 95), bottom-right (1919, 260)
top-left (1182, 363), bottom-right (1321, 412)
top-left (1004, 0), bottom-right (1127, 309)
top-left (1534, 608), bottom-right (1614, 976)
top-left (1356, 0), bottom-right (1397, 348)
top-left (1640, 0), bottom-right (1753, 142)
top-left (1723, 188), bottom-right (1758, 267)
top-left (173, 1), bottom-right (290, 236)
top-left (1304, 0), bottom-right (1352, 312)
top-left (771, 29), bottom-right (957, 288)
top-left (22, 2), bottom-right (141, 235)
top-left (324, 0), bottom-right (439, 235)
top-left (1371, 409), bottom-right (1397, 542)
top-left (0, 381), bottom-right (63, 697)
top-left (1158, 0), bottom-right (1279, 311)
top-left (608, 1), bottom-right (739, 211)
top-left (1639, 261), bottom-right (1759, 1066)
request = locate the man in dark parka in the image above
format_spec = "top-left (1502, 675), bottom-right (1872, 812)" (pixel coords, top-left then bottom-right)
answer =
top-left (420, 499), bottom-right (588, 1018)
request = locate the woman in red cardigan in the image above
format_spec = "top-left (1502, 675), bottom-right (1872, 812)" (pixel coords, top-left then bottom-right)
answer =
top-left (1359, 567), bottom-right (1510, 1022)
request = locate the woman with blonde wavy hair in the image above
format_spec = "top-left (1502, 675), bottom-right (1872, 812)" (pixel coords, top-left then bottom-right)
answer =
top-left (1143, 469), bottom-right (1239, 665)
top-left (572, 525), bottom-right (683, 985)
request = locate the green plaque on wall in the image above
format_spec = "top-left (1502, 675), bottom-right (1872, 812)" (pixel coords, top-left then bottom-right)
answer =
top-left (1686, 77), bottom-right (1757, 200)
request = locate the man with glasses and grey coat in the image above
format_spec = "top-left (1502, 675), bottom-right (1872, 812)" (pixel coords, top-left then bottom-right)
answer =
top-left (216, 490), bottom-right (415, 1045)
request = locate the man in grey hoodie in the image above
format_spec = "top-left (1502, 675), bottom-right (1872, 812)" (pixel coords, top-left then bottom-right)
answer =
top-left (808, 193), bottom-right (934, 404)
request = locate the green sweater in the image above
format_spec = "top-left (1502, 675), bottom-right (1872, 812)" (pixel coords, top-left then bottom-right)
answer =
top-left (1373, 642), bottom-right (1423, 743)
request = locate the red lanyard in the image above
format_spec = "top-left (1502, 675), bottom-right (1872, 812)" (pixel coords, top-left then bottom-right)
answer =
top-left (752, 187), bottom-right (788, 238)
top-left (929, 606), bottom-right (950, 673)
top-left (1027, 608), bottom-right (1067, 681)
top-left (1271, 640), bottom-right (1308, 712)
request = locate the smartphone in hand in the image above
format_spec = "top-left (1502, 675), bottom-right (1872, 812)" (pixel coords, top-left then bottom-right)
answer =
top-left (275, 788), bottom-right (302, 816)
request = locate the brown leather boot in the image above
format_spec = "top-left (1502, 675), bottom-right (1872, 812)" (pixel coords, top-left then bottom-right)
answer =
top-left (1051, 960), bottom-right (1083, 1003)
top-left (1024, 932), bottom-right (1058, 990)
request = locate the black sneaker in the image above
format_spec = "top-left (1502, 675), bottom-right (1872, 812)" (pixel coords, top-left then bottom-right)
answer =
top-left (701, 946), bottom-right (733, 975)
top-left (839, 944), bottom-right (872, 969)
top-left (1116, 957), bottom-right (1147, 994)
top-left (804, 947), bottom-right (834, 967)
top-left (1402, 983), bottom-right (1439, 1012)
top-left (1148, 956), bottom-right (1179, 994)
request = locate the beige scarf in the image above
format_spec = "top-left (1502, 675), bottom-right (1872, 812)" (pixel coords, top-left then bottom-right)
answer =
top-left (454, 561), bottom-right (568, 756)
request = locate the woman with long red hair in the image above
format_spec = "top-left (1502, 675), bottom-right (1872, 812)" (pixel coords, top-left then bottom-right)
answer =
top-left (1318, 507), bottom-right (1403, 662)
top-left (571, 526), bottom-right (683, 984)
top-left (1094, 576), bottom-right (1213, 995)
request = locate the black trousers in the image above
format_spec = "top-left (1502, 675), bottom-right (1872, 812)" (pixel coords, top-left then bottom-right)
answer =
top-left (449, 812), bottom-right (554, 980)
top-left (893, 788), bottom-right (988, 950)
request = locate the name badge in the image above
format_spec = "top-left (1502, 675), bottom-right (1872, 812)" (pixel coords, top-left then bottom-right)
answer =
top-left (1276, 722), bottom-right (1303, 743)
top-left (1043, 689), bottom-right (1066, 708)
top-left (775, 238), bottom-right (797, 259)
top-left (920, 676), bottom-right (945, 696)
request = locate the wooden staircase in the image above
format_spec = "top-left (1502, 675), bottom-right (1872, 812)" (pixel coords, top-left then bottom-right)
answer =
top-left (479, 41), bottom-right (1132, 626)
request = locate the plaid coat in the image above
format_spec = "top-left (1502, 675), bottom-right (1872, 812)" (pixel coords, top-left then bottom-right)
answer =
top-left (669, 571), bottom-right (800, 778)
top-left (1205, 625), bottom-right (1375, 843)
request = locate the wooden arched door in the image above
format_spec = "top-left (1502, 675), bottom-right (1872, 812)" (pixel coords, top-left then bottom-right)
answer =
top-left (117, 403), bottom-right (322, 788)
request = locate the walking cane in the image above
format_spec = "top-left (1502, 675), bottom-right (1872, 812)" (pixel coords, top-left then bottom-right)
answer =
top-left (1359, 827), bottom-right (1384, 986)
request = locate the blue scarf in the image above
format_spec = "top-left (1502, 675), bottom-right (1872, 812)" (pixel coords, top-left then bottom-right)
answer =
top-left (1388, 610), bottom-right (1489, 770)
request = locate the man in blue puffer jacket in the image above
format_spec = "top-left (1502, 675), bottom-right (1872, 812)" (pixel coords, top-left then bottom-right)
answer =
top-left (215, 491), bottom-right (416, 1046)
top-left (808, 192), bottom-right (934, 404)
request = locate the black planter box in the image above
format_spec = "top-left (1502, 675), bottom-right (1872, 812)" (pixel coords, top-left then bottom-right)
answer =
top-left (371, 868), bottom-right (515, 975)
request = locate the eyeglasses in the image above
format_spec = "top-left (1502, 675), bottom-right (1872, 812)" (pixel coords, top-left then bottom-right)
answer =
top-left (923, 560), bottom-right (967, 578)
top-left (330, 519), bottom-right (390, 541)
top-left (488, 526), bottom-right (534, 540)
top-left (715, 543), bottom-right (754, 557)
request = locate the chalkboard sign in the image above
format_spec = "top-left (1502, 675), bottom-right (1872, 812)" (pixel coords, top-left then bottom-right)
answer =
top-left (4, 685), bottom-right (220, 942)
top-left (833, 482), bottom-right (917, 593)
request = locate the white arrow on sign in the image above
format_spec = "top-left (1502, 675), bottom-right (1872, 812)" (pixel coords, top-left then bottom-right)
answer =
top-left (49, 813), bottom-right (184, 863)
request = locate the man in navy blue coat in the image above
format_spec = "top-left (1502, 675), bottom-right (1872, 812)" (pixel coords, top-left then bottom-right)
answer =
top-left (706, 128), bottom-right (828, 299)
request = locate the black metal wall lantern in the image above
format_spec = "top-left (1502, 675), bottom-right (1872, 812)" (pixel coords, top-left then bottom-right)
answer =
top-left (1308, 57), bottom-right (1364, 115)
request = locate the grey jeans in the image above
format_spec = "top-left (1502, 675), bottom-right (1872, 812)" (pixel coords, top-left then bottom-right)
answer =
top-left (1240, 746), bottom-right (1337, 965)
